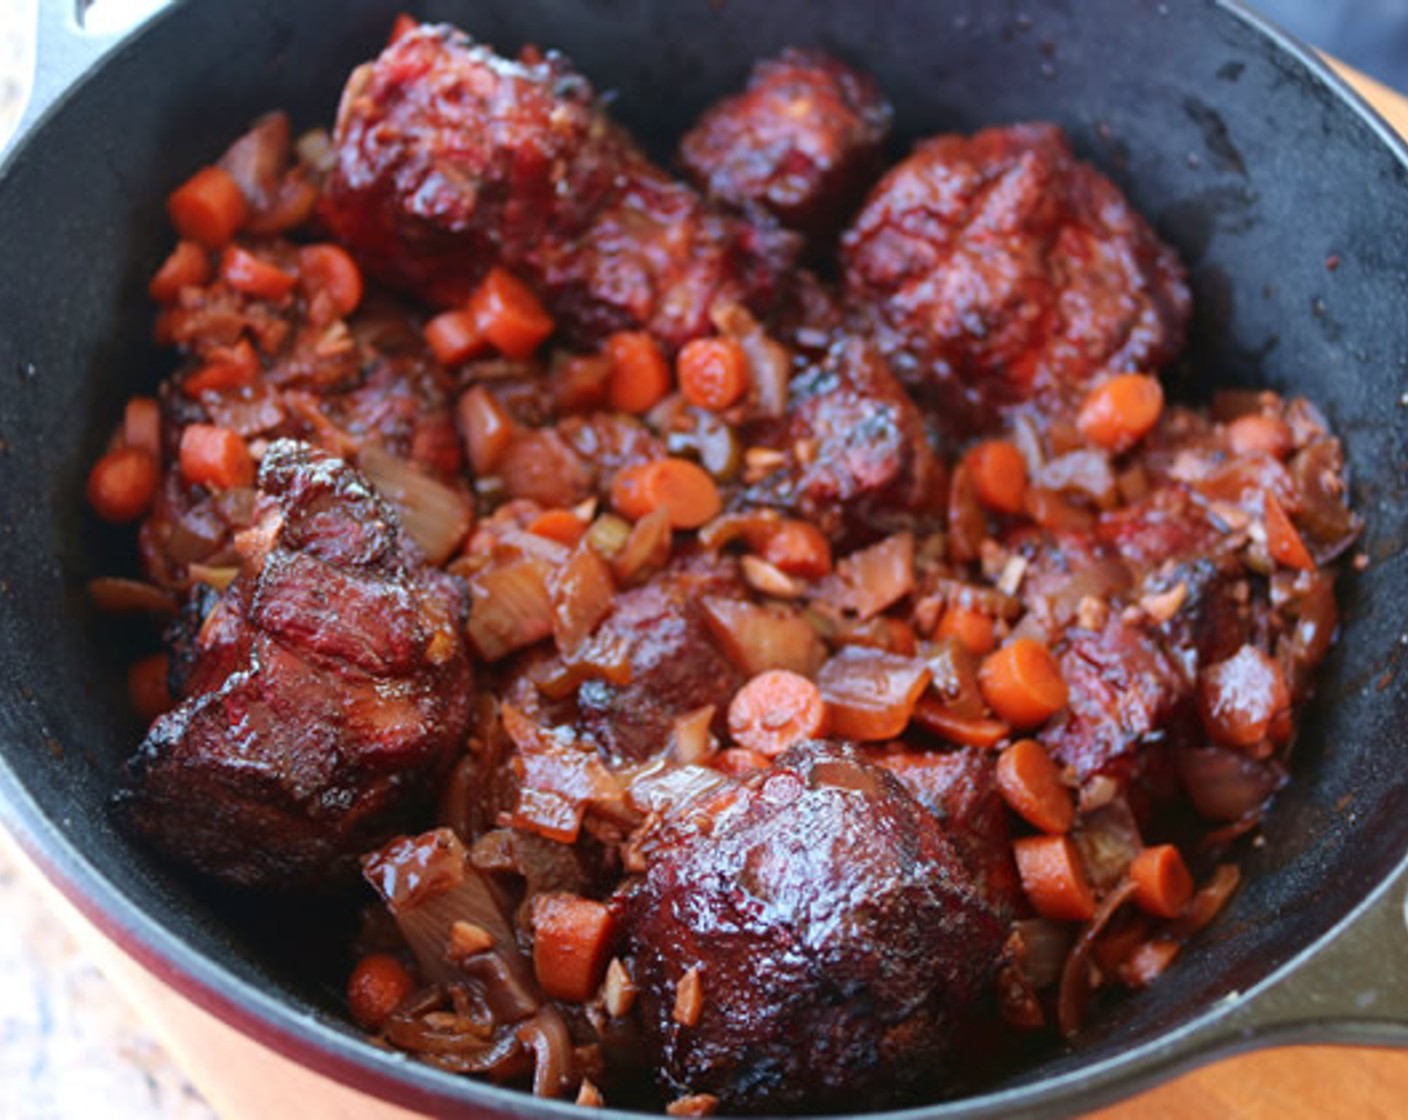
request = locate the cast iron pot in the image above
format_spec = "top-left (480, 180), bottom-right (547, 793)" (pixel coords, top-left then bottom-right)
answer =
top-left (2, 0), bottom-right (1407, 1115)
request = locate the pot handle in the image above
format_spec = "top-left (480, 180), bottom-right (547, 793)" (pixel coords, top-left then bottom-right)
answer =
top-left (16, 0), bottom-right (172, 141)
top-left (1192, 855), bottom-right (1408, 1054)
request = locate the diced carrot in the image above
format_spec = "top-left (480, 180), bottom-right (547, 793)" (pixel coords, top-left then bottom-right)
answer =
top-left (964, 439), bottom-right (1028, 515)
top-left (148, 240), bottom-right (211, 303)
top-left (1130, 844), bottom-right (1195, 919)
top-left (606, 331), bottom-right (672, 414)
top-left (979, 638), bottom-right (1069, 730)
top-left (760, 520), bottom-right (832, 580)
top-left (220, 245), bottom-right (297, 300)
top-left (346, 953), bottom-right (416, 1029)
top-left (911, 696), bottom-right (1011, 749)
top-left (610, 458), bottom-right (721, 529)
top-left (1077, 373), bottom-right (1164, 453)
top-left (531, 893), bottom-right (615, 1003)
top-left (179, 424), bottom-right (255, 490)
top-left (123, 397), bottom-right (162, 458)
top-left (424, 308), bottom-right (485, 366)
top-left (714, 747), bottom-right (771, 776)
top-left (995, 738), bottom-right (1074, 833)
top-left (182, 337), bottom-right (259, 396)
top-left (468, 267), bottom-right (554, 359)
top-left (937, 604), bottom-right (997, 656)
top-left (127, 653), bottom-right (173, 723)
top-left (1226, 413), bottom-right (1294, 459)
top-left (1013, 834), bottom-right (1096, 922)
top-left (457, 385), bottom-right (514, 476)
top-left (87, 446), bottom-right (160, 523)
top-left (167, 165), bottom-right (247, 248)
top-left (387, 12), bottom-right (419, 44)
top-left (1264, 493), bottom-right (1315, 571)
top-left (1118, 938), bottom-right (1181, 988)
top-left (677, 336), bottom-right (749, 412)
top-left (727, 670), bottom-right (828, 757)
top-left (298, 243), bottom-right (364, 318)
top-left (529, 508), bottom-right (588, 547)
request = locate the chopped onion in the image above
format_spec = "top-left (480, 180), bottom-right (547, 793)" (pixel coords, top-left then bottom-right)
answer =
top-left (358, 444), bottom-right (472, 565)
top-left (1168, 864), bottom-right (1242, 938)
top-left (86, 577), bottom-right (178, 616)
top-left (712, 301), bottom-right (790, 417)
top-left (611, 508), bottom-right (672, 587)
top-left (294, 127), bottom-right (335, 172)
top-left (1013, 918), bottom-right (1073, 990)
top-left (1036, 450), bottom-right (1117, 506)
top-left (585, 513), bottom-right (632, 559)
top-left (923, 637), bottom-right (986, 720)
top-left (816, 646), bottom-right (932, 741)
top-left (812, 532), bottom-right (914, 620)
top-left (466, 559), bottom-right (555, 661)
top-left (696, 509), bottom-right (781, 552)
top-left (186, 563), bottom-right (239, 591)
top-left (362, 829), bottom-right (535, 1009)
top-left (1057, 878), bottom-right (1139, 1037)
top-left (700, 596), bottom-right (827, 678)
top-left (1071, 798), bottom-right (1143, 891)
top-left (548, 544), bottom-right (615, 655)
top-left (1178, 744), bottom-right (1285, 822)
top-left (669, 706), bottom-right (718, 766)
top-left (517, 1006), bottom-right (575, 1098)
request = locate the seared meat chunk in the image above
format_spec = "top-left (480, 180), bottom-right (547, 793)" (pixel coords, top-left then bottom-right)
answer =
top-left (864, 744), bottom-right (1022, 922)
top-left (507, 552), bottom-right (748, 766)
top-left (120, 442), bottom-right (472, 889)
top-left (679, 48), bottom-right (891, 236)
top-left (842, 123), bottom-right (1189, 429)
top-left (743, 336), bottom-right (938, 540)
top-left (627, 742), bottom-right (1003, 1113)
top-left (323, 25), bottom-right (792, 348)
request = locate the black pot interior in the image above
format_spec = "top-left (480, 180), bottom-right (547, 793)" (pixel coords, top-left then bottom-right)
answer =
top-left (2, 0), bottom-right (1407, 1114)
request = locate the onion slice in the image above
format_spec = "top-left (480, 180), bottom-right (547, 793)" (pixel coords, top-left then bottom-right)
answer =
top-left (358, 444), bottom-right (472, 565)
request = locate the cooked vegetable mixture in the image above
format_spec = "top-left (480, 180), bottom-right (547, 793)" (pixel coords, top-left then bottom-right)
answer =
top-left (88, 18), bottom-right (1360, 1115)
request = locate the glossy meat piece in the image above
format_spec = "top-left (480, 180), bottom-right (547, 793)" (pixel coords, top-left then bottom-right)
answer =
top-left (120, 442), bottom-right (473, 889)
top-left (842, 123), bottom-right (1189, 429)
top-left (323, 26), bottom-right (793, 347)
top-left (864, 744), bottom-right (1022, 922)
top-left (743, 336), bottom-right (939, 540)
top-left (627, 741), bottom-right (1004, 1113)
top-left (678, 48), bottom-right (892, 236)
top-left (506, 552), bottom-right (748, 767)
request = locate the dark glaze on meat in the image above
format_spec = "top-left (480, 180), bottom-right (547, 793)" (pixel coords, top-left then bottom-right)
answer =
top-left (678, 48), bottom-right (893, 237)
top-left (323, 25), bottom-right (794, 348)
top-left (842, 123), bottom-right (1190, 429)
top-left (627, 741), bottom-right (1004, 1113)
top-left (120, 442), bottom-right (472, 889)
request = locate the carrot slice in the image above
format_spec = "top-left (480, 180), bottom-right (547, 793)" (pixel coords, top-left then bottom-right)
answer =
top-left (979, 638), bottom-right (1069, 730)
top-left (220, 245), bottom-right (297, 300)
top-left (425, 308), bottom-right (485, 366)
top-left (528, 508), bottom-right (589, 547)
top-left (610, 457), bottom-right (721, 529)
top-left (1130, 844), bottom-right (1194, 919)
top-left (468, 267), bottom-right (554, 359)
top-left (346, 953), bottom-right (416, 1029)
top-left (964, 439), bottom-right (1028, 515)
top-left (911, 696), bottom-right (1011, 749)
top-left (760, 520), bottom-right (832, 580)
top-left (298, 243), bottom-right (364, 318)
top-left (167, 165), bottom-right (247, 248)
top-left (148, 240), bottom-right (211, 303)
top-left (123, 397), bottom-right (162, 458)
top-left (127, 653), bottom-right (173, 723)
top-left (87, 446), bottom-right (160, 523)
top-left (182, 337), bottom-right (259, 396)
top-left (936, 604), bottom-right (997, 656)
top-left (1264, 493), bottom-right (1315, 571)
top-left (531, 893), bottom-right (615, 1002)
top-left (678, 337), bottom-right (749, 412)
top-left (727, 670), bottom-right (828, 757)
top-left (179, 424), bottom-right (255, 490)
top-left (606, 331), bottom-right (672, 414)
top-left (995, 738), bottom-right (1074, 833)
top-left (1077, 373), bottom-right (1164, 453)
top-left (1013, 834), bottom-right (1096, 922)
